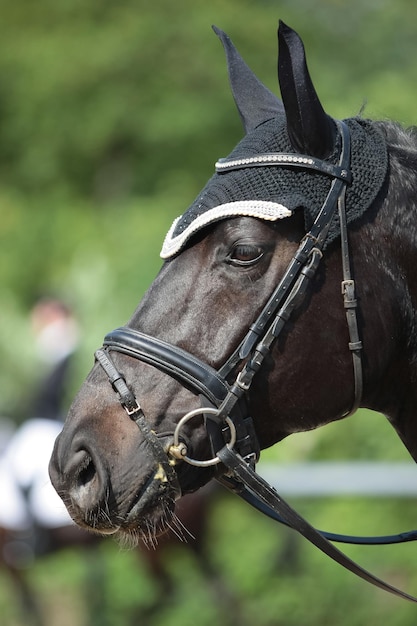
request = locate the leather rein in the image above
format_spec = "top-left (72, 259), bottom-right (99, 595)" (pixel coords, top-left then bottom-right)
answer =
top-left (95, 120), bottom-right (417, 602)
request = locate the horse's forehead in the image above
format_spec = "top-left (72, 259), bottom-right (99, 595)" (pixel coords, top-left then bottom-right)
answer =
top-left (161, 116), bottom-right (388, 259)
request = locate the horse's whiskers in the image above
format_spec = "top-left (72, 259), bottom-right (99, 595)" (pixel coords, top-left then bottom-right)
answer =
top-left (171, 512), bottom-right (195, 542)
top-left (165, 518), bottom-right (186, 543)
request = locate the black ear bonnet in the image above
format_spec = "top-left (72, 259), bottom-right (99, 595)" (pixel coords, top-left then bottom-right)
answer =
top-left (160, 26), bottom-right (388, 259)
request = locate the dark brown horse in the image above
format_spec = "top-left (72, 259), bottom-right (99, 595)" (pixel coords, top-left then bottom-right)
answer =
top-left (49, 20), bottom-right (417, 573)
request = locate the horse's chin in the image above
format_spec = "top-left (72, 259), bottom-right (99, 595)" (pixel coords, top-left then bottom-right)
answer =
top-left (99, 500), bottom-right (178, 550)
top-left (121, 495), bottom-right (177, 547)
top-left (113, 514), bottom-right (175, 549)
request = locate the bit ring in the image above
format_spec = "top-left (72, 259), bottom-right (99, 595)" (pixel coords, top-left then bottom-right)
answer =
top-left (169, 407), bottom-right (236, 467)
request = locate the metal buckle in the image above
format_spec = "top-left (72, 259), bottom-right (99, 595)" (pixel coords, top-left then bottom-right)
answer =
top-left (123, 400), bottom-right (142, 417)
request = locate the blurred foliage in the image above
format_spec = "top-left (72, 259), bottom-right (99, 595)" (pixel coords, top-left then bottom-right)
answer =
top-left (1, 1), bottom-right (417, 623)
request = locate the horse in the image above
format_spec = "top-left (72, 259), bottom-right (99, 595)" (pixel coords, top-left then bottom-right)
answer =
top-left (49, 21), bottom-right (417, 599)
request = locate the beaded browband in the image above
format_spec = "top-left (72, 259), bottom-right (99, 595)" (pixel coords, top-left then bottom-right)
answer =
top-left (215, 153), bottom-right (351, 181)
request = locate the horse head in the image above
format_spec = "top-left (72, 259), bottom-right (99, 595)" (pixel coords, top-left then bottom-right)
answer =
top-left (50, 22), bottom-right (416, 546)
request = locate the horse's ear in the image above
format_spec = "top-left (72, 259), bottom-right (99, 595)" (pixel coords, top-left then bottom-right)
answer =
top-left (277, 21), bottom-right (336, 158)
top-left (213, 25), bottom-right (284, 133)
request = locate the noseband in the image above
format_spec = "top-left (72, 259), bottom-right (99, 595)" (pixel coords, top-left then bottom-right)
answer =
top-left (94, 121), bottom-right (417, 603)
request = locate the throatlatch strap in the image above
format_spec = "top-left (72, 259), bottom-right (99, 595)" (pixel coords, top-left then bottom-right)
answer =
top-left (338, 187), bottom-right (363, 414)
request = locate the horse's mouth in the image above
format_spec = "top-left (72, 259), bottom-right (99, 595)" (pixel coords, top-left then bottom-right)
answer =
top-left (122, 466), bottom-right (177, 536)
top-left (65, 465), bottom-right (177, 545)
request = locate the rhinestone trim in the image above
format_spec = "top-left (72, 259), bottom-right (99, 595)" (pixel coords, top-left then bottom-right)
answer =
top-left (216, 154), bottom-right (315, 171)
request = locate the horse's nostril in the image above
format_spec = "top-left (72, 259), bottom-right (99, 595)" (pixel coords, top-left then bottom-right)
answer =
top-left (77, 455), bottom-right (96, 488)
top-left (66, 450), bottom-right (103, 511)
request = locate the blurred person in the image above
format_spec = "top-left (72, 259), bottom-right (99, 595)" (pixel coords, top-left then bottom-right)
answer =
top-left (30, 297), bottom-right (80, 422)
top-left (0, 298), bottom-right (80, 561)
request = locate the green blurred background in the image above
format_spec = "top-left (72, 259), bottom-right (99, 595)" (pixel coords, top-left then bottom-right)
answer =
top-left (1, 0), bottom-right (417, 624)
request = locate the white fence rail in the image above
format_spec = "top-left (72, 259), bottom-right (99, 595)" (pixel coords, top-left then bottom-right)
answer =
top-left (257, 462), bottom-right (417, 497)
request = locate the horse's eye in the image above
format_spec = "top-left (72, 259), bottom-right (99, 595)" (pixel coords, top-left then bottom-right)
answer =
top-left (228, 244), bottom-right (264, 266)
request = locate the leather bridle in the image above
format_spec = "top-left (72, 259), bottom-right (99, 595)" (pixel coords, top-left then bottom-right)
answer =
top-left (94, 120), bottom-right (417, 602)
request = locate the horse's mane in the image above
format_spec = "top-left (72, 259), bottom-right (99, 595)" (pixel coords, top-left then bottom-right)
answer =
top-left (365, 120), bottom-right (417, 340)
top-left (375, 120), bottom-right (417, 166)
top-left (370, 120), bottom-right (417, 219)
